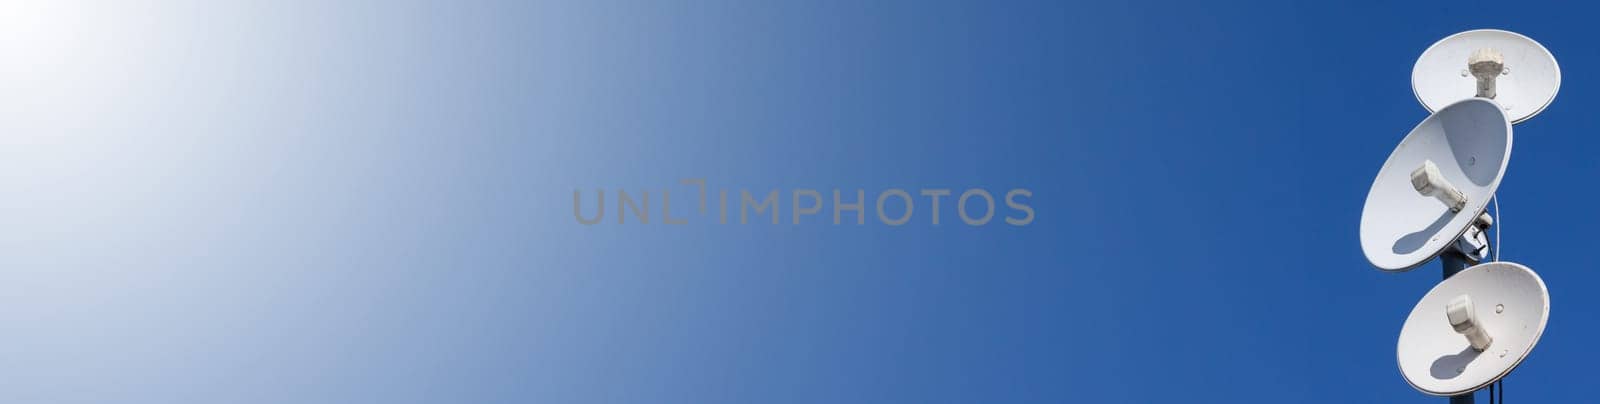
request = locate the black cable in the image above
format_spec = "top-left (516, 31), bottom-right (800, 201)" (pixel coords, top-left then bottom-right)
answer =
top-left (1489, 382), bottom-right (1495, 404)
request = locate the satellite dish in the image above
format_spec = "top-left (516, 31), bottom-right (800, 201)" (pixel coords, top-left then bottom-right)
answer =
top-left (1413, 29), bottom-right (1560, 124)
top-left (1360, 98), bottom-right (1510, 271)
top-left (1397, 261), bottom-right (1549, 396)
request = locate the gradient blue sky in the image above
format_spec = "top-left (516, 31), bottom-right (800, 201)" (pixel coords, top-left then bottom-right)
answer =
top-left (4, 0), bottom-right (1599, 402)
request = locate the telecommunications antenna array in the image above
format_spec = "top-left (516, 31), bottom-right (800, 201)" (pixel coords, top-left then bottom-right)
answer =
top-left (1413, 29), bottom-right (1560, 124)
top-left (1397, 261), bottom-right (1549, 396)
top-left (1360, 98), bottom-right (1511, 271)
top-left (1365, 28), bottom-right (1562, 403)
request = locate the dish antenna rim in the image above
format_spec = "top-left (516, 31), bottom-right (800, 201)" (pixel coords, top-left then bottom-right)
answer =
top-left (1411, 28), bottom-right (1560, 124)
top-left (1360, 97), bottom-right (1512, 272)
top-left (1396, 261), bottom-right (1549, 396)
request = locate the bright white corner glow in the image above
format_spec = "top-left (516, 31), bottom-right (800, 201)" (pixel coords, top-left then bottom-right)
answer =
top-left (0, 1), bottom-right (89, 91)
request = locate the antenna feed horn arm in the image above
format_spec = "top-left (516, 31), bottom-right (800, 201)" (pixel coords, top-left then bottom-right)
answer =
top-left (1411, 160), bottom-right (1467, 213)
top-left (1447, 294), bottom-right (1494, 352)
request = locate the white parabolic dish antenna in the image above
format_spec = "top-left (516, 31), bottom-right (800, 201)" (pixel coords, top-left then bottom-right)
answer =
top-left (1413, 29), bottom-right (1560, 124)
top-left (1361, 98), bottom-right (1511, 271)
top-left (1398, 261), bottom-right (1549, 396)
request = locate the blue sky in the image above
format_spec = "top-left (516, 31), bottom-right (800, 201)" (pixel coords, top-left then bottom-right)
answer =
top-left (4, 0), bottom-right (1599, 402)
